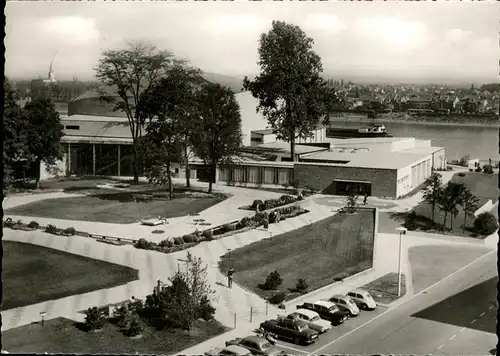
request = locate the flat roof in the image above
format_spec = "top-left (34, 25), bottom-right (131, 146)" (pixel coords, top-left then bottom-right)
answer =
top-left (326, 137), bottom-right (415, 145)
top-left (254, 141), bottom-right (327, 155)
top-left (61, 136), bottom-right (132, 144)
top-left (252, 128), bottom-right (275, 135)
top-left (64, 114), bottom-right (129, 123)
top-left (300, 145), bottom-right (444, 170)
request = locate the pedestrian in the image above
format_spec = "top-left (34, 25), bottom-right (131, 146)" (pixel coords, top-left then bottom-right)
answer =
top-left (363, 194), bottom-right (368, 205)
top-left (227, 267), bottom-right (235, 288)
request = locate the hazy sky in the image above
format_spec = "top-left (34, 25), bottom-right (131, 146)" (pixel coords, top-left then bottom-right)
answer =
top-left (5, 1), bottom-right (500, 82)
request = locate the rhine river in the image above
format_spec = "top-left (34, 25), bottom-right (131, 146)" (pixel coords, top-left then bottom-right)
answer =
top-left (329, 120), bottom-right (499, 163)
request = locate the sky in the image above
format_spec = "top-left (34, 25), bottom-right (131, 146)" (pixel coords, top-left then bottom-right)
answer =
top-left (5, 1), bottom-right (500, 83)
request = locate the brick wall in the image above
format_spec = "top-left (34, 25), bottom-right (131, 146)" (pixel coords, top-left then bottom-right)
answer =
top-left (294, 163), bottom-right (398, 198)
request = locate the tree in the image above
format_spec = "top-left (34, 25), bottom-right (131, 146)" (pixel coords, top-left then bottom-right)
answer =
top-left (421, 172), bottom-right (443, 223)
top-left (192, 82), bottom-right (243, 194)
top-left (94, 41), bottom-right (175, 183)
top-left (473, 212), bottom-right (498, 235)
top-left (24, 97), bottom-right (64, 189)
top-left (84, 307), bottom-right (105, 331)
top-left (3, 78), bottom-right (30, 186)
top-left (137, 63), bottom-right (205, 195)
top-left (346, 186), bottom-right (359, 213)
top-left (243, 21), bottom-right (337, 161)
top-left (438, 182), bottom-right (466, 230)
top-left (460, 189), bottom-right (479, 230)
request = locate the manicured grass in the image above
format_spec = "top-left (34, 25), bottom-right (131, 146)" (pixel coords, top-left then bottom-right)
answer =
top-left (377, 211), bottom-right (405, 234)
top-left (360, 272), bottom-right (406, 305)
top-left (2, 241), bottom-right (139, 310)
top-left (2, 317), bottom-right (229, 355)
top-left (219, 209), bottom-right (375, 301)
top-left (408, 245), bottom-right (491, 293)
top-left (450, 172), bottom-right (498, 206)
top-left (5, 189), bottom-right (228, 224)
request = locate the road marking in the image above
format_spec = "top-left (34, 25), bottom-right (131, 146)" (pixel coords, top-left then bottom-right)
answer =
top-left (449, 334), bottom-right (456, 341)
top-left (480, 312), bottom-right (486, 317)
top-left (276, 343), bottom-right (307, 354)
top-left (437, 344), bottom-right (444, 350)
top-left (311, 249), bottom-right (496, 354)
top-left (471, 319), bottom-right (476, 324)
top-left (460, 327), bottom-right (466, 332)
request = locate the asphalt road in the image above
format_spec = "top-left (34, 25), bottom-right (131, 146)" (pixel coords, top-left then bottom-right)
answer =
top-left (309, 250), bottom-right (498, 355)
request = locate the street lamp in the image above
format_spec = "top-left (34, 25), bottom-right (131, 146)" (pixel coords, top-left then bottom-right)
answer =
top-left (227, 248), bottom-right (232, 260)
top-left (395, 227), bottom-right (407, 297)
top-left (40, 311), bottom-right (47, 326)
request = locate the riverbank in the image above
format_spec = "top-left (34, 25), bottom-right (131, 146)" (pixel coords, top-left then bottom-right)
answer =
top-left (329, 114), bottom-right (499, 128)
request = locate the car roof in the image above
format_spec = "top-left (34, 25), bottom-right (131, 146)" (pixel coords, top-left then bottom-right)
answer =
top-left (314, 300), bottom-right (336, 308)
top-left (224, 345), bottom-right (251, 354)
top-left (350, 289), bottom-right (370, 295)
top-left (331, 294), bottom-right (348, 299)
top-left (294, 309), bottom-right (318, 318)
top-left (243, 335), bottom-right (265, 344)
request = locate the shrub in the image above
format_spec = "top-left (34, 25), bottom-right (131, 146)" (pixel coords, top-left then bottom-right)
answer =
top-left (182, 234), bottom-right (199, 243)
top-left (279, 195), bottom-right (296, 205)
top-left (251, 200), bottom-right (264, 210)
top-left (64, 227), bottom-right (76, 236)
top-left (458, 172), bottom-right (466, 177)
top-left (222, 224), bottom-right (234, 233)
top-left (28, 221), bottom-right (40, 229)
top-left (159, 239), bottom-right (174, 248)
top-left (126, 313), bottom-right (144, 337)
top-left (173, 237), bottom-right (184, 245)
top-left (135, 238), bottom-right (155, 250)
top-left (45, 224), bottom-right (58, 234)
top-left (264, 199), bottom-right (280, 210)
top-left (84, 307), bottom-right (105, 331)
top-left (239, 216), bottom-right (252, 228)
top-left (197, 295), bottom-right (216, 321)
top-left (263, 271), bottom-right (283, 290)
top-left (296, 278), bottom-right (308, 292)
top-left (112, 305), bottom-right (131, 328)
top-left (4, 218), bottom-right (14, 228)
top-left (475, 166), bottom-right (482, 172)
top-left (262, 218), bottom-right (269, 229)
top-left (268, 292), bottom-right (286, 305)
top-left (202, 229), bottom-right (214, 241)
top-left (473, 212), bottom-right (499, 235)
top-left (483, 164), bottom-right (494, 174)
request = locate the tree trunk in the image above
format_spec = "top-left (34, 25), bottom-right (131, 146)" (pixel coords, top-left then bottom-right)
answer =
top-left (184, 142), bottom-right (190, 188)
top-left (450, 213), bottom-right (454, 229)
top-left (431, 202), bottom-right (435, 222)
top-left (132, 143), bottom-right (139, 184)
top-left (167, 161), bottom-right (173, 200)
top-left (443, 212), bottom-right (448, 232)
top-left (208, 162), bottom-right (216, 194)
top-left (35, 158), bottom-right (41, 190)
top-left (463, 213), bottom-right (467, 230)
top-left (290, 137), bottom-right (296, 162)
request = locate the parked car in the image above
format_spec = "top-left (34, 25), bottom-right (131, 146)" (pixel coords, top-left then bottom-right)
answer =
top-left (225, 335), bottom-right (285, 356)
top-left (260, 316), bottom-right (319, 345)
top-left (347, 289), bottom-right (377, 310)
top-left (205, 345), bottom-right (253, 356)
top-left (328, 294), bottom-right (360, 316)
top-left (285, 310), bottom-right (332, 334)
top-left (296, 300), bottom-right (349, 325)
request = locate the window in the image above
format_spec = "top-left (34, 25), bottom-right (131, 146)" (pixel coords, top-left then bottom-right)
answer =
top-left (65, 125), bottom-right (80, 130)
top-left (340, 300), bottom-right (346, 305)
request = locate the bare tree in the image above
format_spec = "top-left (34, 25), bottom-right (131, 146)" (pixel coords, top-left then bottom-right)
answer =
top-left (94, 41), bottom-right (176, 183)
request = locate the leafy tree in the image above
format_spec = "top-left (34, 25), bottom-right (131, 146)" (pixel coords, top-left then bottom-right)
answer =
top-left (3, 78), bottom-right (30, 186)
top-left (94, 41), bottom-right (175, 183)
top-left (460, 189), bottom-right (479, 229)
top-left (24, 97), bottom-right (64, 189)
top-left (112, 304), bottom-right (132, 329)
top-left (192, 83), bottom-right (243, 194)
top-left (346, 186), bottom-right (359, 213)
top-left (84, 306), bottom-right (105, 331)
top-left (421, 172), bottom-right (443, 223)
top-left (243, 21), bottom-right (337, 161)
top-left (438, 182), bottom-right (466, 230)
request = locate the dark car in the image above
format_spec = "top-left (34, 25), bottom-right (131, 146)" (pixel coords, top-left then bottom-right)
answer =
top-left (260, 316), bottom-right (319, 345)
top-left (296, 300), bottom-right (349, 325)
top-left (225, 335), bottom-right (285, 356)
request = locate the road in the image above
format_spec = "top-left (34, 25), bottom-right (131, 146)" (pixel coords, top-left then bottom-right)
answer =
top-left (306, 250), bottom-right (497, 355)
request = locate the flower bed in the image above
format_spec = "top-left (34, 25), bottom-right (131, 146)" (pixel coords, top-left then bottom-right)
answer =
top-left (3, 218), bottom-right (76, 237)
top-left (135, 204), bottom-right (310, 254)
top-left (240, 194), bottom-right (304, 212)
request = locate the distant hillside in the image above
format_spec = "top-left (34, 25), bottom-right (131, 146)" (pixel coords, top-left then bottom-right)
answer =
top-left (202, 72), bottom-right (244, 93)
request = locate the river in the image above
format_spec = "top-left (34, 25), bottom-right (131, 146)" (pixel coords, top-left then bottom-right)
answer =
top-left (328, 120), bottom-right (499, 163)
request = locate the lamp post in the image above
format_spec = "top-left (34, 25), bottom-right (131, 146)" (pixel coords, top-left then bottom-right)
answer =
top-left (395, 227), bottom-right (407, 297)
top-left (228, 248), bottom-right (232, 260)
top-left (40, 311), bottom-right (47, 326)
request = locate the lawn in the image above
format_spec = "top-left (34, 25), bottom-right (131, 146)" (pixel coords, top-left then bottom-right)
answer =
top-left (5, 189), bottom-right (228, 224)
top-left (2, 241), bottom-right (139, 310)
top-left (360, 272), bottom-right (406, 305)
top-left (408, 245), bottom-right (492, 293)
top-left (450, 172), bottom-right (498, 206)
top-left (219, 209), bottom-right (375, 301)
top-left (2, 317), bottom-right (228, 355)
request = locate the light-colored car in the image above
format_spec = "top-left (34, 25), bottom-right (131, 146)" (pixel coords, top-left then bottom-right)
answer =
top-left (205, 345), bottom-right (252, 356)
top-left (347, 289), bottom-right (377, 310)
top-left (286, 310), bottom-right (332, 334)
top-left (328, 294), bottom-right (360, 316)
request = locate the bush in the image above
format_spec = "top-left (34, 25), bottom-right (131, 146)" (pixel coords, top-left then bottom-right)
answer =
top-left (295, 278), bottom-right (308, 292)
top-left (202, 229), bottom-right (214, 241)
top-left (45, 224), bottom-right (58, 234)
top-left (159, 239), bottom-right (174, 248)
top-left (483, 164), bottom-right (494, 174)
top-left (268, 292), bottom-right (286, 305)
top-left (473, 212), bottom-right (498, 235)
top-left (173, 237), bottom-right (184, 245)
top-left (183, 234), bottom-right (199, 243)
top-left (251, 200), bottom-right (264, 210)
top-left (112, 305), bottom-right (131, 328)
top-left (126, 313), bottom-right (144, 337)
top-left (197, 295), bottom-right (216, 321)
top-left (136, 238), bottom-right (150, 250)
top-left (28, 221), bottom-right (40, 229)
top-left (458, 172), bottom-right (466, 177)
top-left (64, 227), bottom-right (76, 236)
top-left (4, 218), bottom-right (14, 228)
top-left (279, 195), bottom-right (296, 205)
top-left (84, 307), bottom-right (105, 331)
top-left (475, 166), bottom-right (482, 172)
top-left (239, 216), bottom-right (252, 228)
top-left (263, 271), bottom-right (283, 290)
top-left (262, 218), bottom-right (269, 229)
top-left (222, 224), bottom-right (234, 233)
top-left (264, 199), bottom-right (280, 210)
